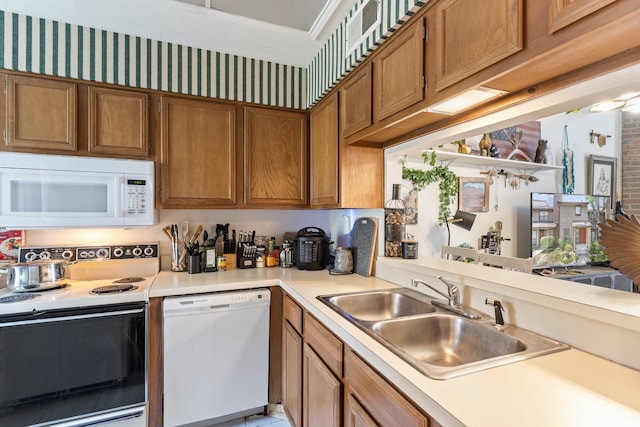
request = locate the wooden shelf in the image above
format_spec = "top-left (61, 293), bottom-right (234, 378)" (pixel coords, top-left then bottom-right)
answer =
top-left (427, 150), bottom-right (564, 172)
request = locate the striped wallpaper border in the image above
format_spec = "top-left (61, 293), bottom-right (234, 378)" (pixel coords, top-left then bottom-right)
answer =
top-left (307, 0), bottom-right (426, 106)
top-left (0, 11), bottom-right (306, 109)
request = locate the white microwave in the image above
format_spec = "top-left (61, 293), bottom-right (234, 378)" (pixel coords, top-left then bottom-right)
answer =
top-left (0, 152), bottom-right (157, 229)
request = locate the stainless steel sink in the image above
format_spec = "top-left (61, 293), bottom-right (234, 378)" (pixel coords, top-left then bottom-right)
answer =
top-left (317, 288), bottom-right (569, 380)
top-left (318, 289), bottom-right (436, 321)
top-left (371, 314), bottom-right (526, 367)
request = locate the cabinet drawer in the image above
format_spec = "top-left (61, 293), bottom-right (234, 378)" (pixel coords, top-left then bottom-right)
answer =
top-left (345, 349), bottom-right (428, 427)
top-left (283, 294), bottom-right (303, 334)
top-left (304, 312), bottom-right (343, 378)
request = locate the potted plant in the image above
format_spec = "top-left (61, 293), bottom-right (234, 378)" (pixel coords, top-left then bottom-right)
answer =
top-left (401, 151), bottom-right (458, 227)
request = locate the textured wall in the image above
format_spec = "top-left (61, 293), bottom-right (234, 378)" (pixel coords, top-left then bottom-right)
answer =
top-left (0, 11), bottom-right (306, 109)
top-left (622, 112), bottom-right (640, 214)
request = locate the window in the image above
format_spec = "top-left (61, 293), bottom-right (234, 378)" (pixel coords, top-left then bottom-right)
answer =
top-left (575, 205), bottom-right (582, 216)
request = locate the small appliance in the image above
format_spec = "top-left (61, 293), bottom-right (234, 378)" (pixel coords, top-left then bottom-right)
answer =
top-left (0, 152), bottom-right (156, 229)
top-left (295, 227), bottom-right (331, 270)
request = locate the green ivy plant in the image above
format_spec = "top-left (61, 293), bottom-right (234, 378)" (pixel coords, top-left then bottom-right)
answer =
top-left (401, 151), bottom-right (459, 226)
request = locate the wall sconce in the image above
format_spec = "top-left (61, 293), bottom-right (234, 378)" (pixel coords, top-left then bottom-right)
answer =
top-left (449, 210), bottom-right (476, 231)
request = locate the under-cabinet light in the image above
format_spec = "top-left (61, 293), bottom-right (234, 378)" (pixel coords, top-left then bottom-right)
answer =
top-left (425, 87), bottom-right (507, 115)
top-left (589, 100), bottom-right (625, 112)
top-left (622, 97), bottom-right (640, 113)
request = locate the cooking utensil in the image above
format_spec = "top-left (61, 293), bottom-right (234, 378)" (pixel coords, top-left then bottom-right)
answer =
top-left (0, 260), bottom-right (73, 292)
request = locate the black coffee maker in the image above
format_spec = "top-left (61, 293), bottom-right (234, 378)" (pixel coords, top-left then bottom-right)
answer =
top-left (294, 227), bottom-right (331, 270)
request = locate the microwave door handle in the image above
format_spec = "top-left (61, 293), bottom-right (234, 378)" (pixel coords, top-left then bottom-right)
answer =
top-left (117, 176), bottom-right (125, 219)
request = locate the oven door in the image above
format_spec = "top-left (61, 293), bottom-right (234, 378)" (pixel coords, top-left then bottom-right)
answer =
top-left (0, 302), bottom-right (147, 426)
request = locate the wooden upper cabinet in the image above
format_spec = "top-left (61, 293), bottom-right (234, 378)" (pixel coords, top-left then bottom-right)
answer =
top-left (432, 0), bottom-right (523, 91)
top-left (310, 93), bottom-right (339, 208)
top-left (244, 106), bottom-right (307, 207)
top-left (340, 63), bottom-right (372, 137)
top-left (373, 19), bottom-right (425, 121)
top-left (159, 96), bottom-right (236, 207)
top-left (88, 86), bottom-right (149, 157)
top-left (547, 0), bottom-right (617, 33)
top-left (5, 74), bottom-right (77, 151)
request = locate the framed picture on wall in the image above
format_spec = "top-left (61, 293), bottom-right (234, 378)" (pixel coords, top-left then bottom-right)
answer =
top-left (589, 155), bottom-right (616, 207)
top-left (458, 177), bottom-right (490, 212)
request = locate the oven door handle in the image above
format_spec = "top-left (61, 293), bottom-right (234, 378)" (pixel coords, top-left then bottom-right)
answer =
top-left (46, 405), bottom-right (145, 427)
top-left (0, 307), bottom-right (145, 327)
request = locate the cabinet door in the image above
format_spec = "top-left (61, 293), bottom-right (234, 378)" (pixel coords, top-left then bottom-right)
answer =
top-left (88, 86), bottom-right (149, 157)
top-left (345, 349), bottom-right (428, 427)
top-left (433, 0), bottom-right (523, 91)
top-left (283, 321), bottom-right (303, 427)
top-left (346, 394), bottom-right (379, 427)
top-left (310, 93), bottom-right (339, 207)
top-left (303, 344), bottom-right (341, 427)
top-left (547, 0), bottom-right (617, 33)
top-left (340, 63), bottom-right (372, 137)
top-left (159, 96), bottom-right (236, 207)
top-left (5, 74), bottom-right (77, 151)
top-left (244, 107), bottom-right (307, 206)
top-left (373, 19), bottom-right (425, 121)
top-left (341, 145), bottom-right (384, 208)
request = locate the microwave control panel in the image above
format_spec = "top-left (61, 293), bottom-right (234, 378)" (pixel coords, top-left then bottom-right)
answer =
top-left (19, 243), bottom-right (159, 262)
top-left (126, 179), bottom-right (148, 215)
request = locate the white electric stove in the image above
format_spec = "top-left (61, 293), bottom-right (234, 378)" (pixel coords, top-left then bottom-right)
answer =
top-left (0, 243), bottom-right (158, 427)
top-left (0, 243), bottom-right (159, 315)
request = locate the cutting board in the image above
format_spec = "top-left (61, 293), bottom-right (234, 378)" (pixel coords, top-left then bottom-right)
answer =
top-left (350, 217), bottom-right (378, 277)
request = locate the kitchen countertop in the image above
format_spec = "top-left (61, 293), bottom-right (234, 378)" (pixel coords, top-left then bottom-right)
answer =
top-left (151, 266), bottom-right (640, 427)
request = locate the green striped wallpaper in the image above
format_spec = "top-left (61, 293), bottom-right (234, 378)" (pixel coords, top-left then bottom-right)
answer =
top-left (307, 0), bottom-right (426, 106)
top-left (0, 11), bottom-right (306, 109)
top-left (0, 1), bottom-right (426, 110)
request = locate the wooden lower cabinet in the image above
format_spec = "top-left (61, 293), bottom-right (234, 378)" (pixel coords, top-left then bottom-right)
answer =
top-left (345, 349), bottom-right (431, 427)
top-left (283, 295), bottom-right (304, 427)
top-left (345, 394), bottom-right (378, 427)
top-left (303, 343), bottom-right (342, 426)
top-left (282, 293), bottom-right (436, 427)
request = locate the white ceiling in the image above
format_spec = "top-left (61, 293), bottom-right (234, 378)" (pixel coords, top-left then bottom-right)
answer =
top-left (175, 0), bottom-right (333, 32)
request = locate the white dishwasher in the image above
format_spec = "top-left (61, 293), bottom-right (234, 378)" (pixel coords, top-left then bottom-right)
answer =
top-left (163, 289), bottom-right (271, 427)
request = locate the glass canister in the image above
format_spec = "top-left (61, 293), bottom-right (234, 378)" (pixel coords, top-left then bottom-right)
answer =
top-left (280, 241), bottom-right (294, 268)
top-left (384, 183), bottom-right (405, 257)
top-left (333, 247), bottom-right (353, 274)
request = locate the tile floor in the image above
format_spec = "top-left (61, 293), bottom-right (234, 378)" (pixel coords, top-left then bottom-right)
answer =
top-left (214, 415), bottom-right (290, 427)
top-left (212, 406), bottom-right (290, 427)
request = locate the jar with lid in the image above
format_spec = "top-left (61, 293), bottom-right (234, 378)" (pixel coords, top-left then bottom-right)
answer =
top-left (384, 183), bottom-right (405, 257)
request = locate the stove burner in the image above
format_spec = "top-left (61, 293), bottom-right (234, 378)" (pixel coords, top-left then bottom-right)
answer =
top-left (113, 277), bottom-right (146, 284)
top-left (91, 284), bottom-right (139, 295)
top-left (0, 294), bottom-right (39, 303)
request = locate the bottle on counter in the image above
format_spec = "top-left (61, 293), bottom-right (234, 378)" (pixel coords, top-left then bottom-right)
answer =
top-left (384, 183), bottom-right (406, 257)
top-left (266, 239), bottom-right (276, 268)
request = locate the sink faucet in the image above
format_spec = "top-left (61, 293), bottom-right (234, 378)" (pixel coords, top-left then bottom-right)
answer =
top-left (411, 276), bottom-right (459, 306)
top-left (411, 277), bottom-right (479, 319)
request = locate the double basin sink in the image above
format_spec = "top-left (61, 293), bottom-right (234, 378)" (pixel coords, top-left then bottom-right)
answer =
top-left (318, 287), bottom-right (569, 380)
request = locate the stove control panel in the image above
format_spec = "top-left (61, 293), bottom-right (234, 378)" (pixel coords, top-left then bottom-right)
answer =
top-left (19, 243), bottom-right (159, 262)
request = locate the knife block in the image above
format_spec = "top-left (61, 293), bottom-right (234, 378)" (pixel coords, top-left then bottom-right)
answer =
top-left (237, 242), bottom-right (256, 269)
